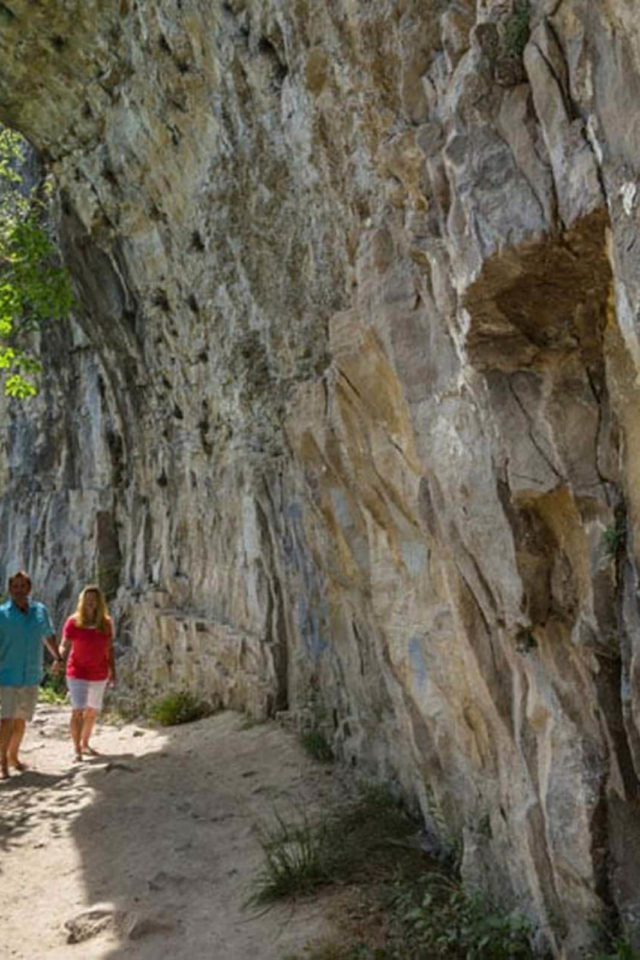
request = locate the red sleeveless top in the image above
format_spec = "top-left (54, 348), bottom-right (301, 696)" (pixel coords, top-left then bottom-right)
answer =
top-left (63, 616), bottom-right (112, 681)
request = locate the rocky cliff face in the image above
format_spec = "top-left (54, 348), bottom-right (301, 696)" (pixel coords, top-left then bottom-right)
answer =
top-left (1, 0), bottom-right (640, 953)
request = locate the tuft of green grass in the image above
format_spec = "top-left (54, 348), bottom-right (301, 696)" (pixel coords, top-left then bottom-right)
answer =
top-left (300, 726), bottom-right (334, 762)
top-left (250, 784), bottom-right (421, 906)
top-left (147, 689), bottom-right (211, 726)
top-left (252, 807), bottom-right (331, 903)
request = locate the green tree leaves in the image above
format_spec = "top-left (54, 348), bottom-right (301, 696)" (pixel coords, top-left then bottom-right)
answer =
top-left (0, 125), bottom-right (73, 397)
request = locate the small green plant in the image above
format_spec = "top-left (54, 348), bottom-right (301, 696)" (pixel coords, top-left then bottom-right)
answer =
top-left (300, 726), bottom-right (334, 762)
top-left (147, 689), bottom-right (211, 726)
top-left (503, 0), bottom-right (530, 58)
top-left (393, 872), bottom-right (533, 958)
top-left (603, 524), bottom-right (625, 559)
top-left (39, 669), bottom-right (68, 704)
top-left (593, 936), bottom-right (634, 960)
top-left (251, 807), bottom-right (331, 903)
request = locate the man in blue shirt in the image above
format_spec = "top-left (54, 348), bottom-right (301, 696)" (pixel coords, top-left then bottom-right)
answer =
top-left (0, 570), bottom-right (63, 778)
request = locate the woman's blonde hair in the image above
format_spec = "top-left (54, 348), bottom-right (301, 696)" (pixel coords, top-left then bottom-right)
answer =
top-left (74, 584), bottom-right (110, 632)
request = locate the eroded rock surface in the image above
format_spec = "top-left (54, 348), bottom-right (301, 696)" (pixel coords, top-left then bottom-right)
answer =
top-left (1, 1), bottom-right (640, 953)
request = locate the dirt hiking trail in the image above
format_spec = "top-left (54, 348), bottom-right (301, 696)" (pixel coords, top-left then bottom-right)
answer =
top-left (0, 705), bottom-right (347, 959)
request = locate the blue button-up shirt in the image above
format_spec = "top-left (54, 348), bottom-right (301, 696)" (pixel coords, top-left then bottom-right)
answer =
top-left (0, 599), bottom-right (55, 686)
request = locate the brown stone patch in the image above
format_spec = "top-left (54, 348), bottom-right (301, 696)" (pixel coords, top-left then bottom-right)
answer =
top-left (463, 210), bottom-right (612, 377)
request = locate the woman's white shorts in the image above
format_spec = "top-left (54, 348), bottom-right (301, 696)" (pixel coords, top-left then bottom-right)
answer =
top-left (67, 678), bottom-right (108, 711)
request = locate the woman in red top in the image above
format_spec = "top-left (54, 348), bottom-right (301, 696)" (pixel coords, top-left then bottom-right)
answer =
top-left (60, 585), bottom-right (116, 760)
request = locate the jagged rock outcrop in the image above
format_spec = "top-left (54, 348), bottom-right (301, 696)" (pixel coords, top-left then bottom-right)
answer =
top-left (1, 1), bottom-right (640, 954)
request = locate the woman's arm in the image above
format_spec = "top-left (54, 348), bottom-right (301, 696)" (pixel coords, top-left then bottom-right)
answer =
top-left (58, 617), bottom-right (73, 668)
top-left (59, 636), bottom-right (71, 659)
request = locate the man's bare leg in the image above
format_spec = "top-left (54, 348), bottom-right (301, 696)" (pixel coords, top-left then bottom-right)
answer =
top-left (80, 708), bottom-right (99, 755)
top-left (70, 710), bottom-right (83, 760)
top-left (7, 718), bottom-right (28, 770)
top-left (0, 717), bottom-right (14, 778)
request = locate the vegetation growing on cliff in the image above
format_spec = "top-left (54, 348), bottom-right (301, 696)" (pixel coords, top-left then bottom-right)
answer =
top-left (252, 786), bottom-right (534, 958)
top-left (504, 0), bottom-right (530, 57)
top-left (147, 688), bottom-right (213, 725)
top-left (0, 126), bottom-right (73, 397)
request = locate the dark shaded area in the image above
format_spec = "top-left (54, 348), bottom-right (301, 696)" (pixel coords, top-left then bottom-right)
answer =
top-left (95, 510), bottom-right (123, 600)
top-left (464, 210), bottom-right (611, 381)
top-left (0, 769), bottom-right (77, 852)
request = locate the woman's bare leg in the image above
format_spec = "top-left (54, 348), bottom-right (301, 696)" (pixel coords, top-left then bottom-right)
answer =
top-left (70, 710), bottom-right (83, 759)
top-left (80, 708), bottom-right (98, 754)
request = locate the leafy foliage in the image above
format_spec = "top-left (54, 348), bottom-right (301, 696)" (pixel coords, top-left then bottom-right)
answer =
top-left (0, 125), bottom-right (73, 397)
top-left (593, 937), bottom-right (634, 960)
top-left (393, 873), bottom-right (533, 959)
top-left (284, 873), bottom-right (535, 960)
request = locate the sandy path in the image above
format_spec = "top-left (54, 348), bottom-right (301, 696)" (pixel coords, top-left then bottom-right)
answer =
top-left (0, 705), bottom-right (345, 959)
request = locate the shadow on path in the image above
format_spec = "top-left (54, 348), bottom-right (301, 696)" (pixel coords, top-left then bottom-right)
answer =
top-left (61, 711), bottom-right (342, 960)
top-left (0, 768), bottom-right (77, 852)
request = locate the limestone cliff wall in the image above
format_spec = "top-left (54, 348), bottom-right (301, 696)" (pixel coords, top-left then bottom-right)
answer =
top-left (1, 1), bottom-right (640, 953)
